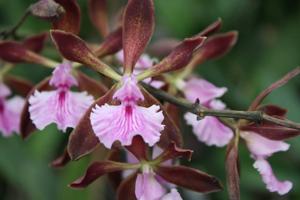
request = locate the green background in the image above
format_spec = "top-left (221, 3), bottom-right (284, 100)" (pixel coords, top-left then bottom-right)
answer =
top-left (0, 0), bottom-right (300, 199)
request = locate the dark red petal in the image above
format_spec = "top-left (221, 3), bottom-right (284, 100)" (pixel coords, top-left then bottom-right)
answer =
top-left (53, 0), bottom-right (81, 35)
top-left (4, 75), bottom-right (33, 97)
top-left (125, 135), bottom-right (148, 161)
top-left (76, 71), bottom-right (108, 98)
top-left (249, 67), bottom-right (300, 110)
top-left (29, 0), bottom-right (64, 20)
top-left (192, 31), bottom-right (238, 66)
top-left (240, 124), bottom-right (300, 140)
top-left (155, 166), bottom-right (223, 193)
top-left (165, 103), bottom-right (181, 129)
top-left (141, 88), bottom-right (183, 148)
top-left (225, 139), bottom-right (240, 200)
top-left (107, 149), bottom-right (123, 189)
top-left (88, 0), bottom-right (109, 37)
top-left (0, 41), bottom-right (57, 66)
top-left (50, 30), bottom-right (119, 79)
top-left (50, 148), bottom-right (71, 168)
top-left (95, 27), bottom-right (123, 58)
top-left (140, 36), bottom-right (206, 78)
top-left (116, 172), bottom-right (137, 200)
top-left (22, 32), bottom-right (48, 53)
top-left (198, 18), bottom-right (222, 36)
top-left (153, 142), bottom-right (193, 163)
top-left (20, 77), bottom-right (53, 139)
top-left (257, 104), bottom-right (287, 118)
top-left (67, 86), bottom-right (116, 160)
top-left (123, 0), bottom-right (155, 73)
top-left (70, 161), bottom-right (129, 188)
top-left (148, 38), bottom-right (180, 58)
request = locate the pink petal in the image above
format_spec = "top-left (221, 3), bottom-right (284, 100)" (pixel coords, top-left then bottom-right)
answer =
top-left (49, 61), bottom-right (77, 88)
top-left (0, 96), bottom-right (24, 136)
top-left (208, 99), bottom-right (226, 110)
top-left (90, 103), bottom-right (164, 148)
top-left (161, 188), bottom-right (183, 200)
top-left (29, 90), bottom-right (94, 132)
top-left (241, 131), bottom-right (290, 158)
top-left (135, 172), bottom-right (166, 200)
top-left (254, 158), bottom-right (292, 195)
top-left (0, 83), bottom-right (11, 98)
top-left (183, 77), bottom-right (227, 104)
top-left (184, 113), bottom-right (233, 147)
top-left (116, 50), bottom-right (154, 70)
top-left (123, 150), bottom-right (139, 178)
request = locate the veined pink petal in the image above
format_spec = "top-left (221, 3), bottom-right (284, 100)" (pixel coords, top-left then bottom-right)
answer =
top-left (49, 61), bottom-right (77, 88)
top-left (0, 96), bottom-right (24, 136)
top-left (135, 172), bottom-right (166, 200)
top-left (90, 103), bottom-right (164, 148)
top-left (161, 188), bottom-right (183, 200)
top-left (184, 113), bottom-right (233, 147)
top-left (0, 83), bottom-right (11, 98)
top-left (29, 89), bottom-right (94, 132)
top-left (183, 77), bottom-right (227, 104)
top-left (241, 131), bottom-right (290, 158)
top-left (254, 158), bottom-right (292, 195)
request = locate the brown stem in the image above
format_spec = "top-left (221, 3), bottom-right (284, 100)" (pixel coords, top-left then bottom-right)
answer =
top-left (142, 83), bottom-right (300, 131)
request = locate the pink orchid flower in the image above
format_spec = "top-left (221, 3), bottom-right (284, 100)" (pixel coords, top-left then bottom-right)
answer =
top-left (181, 77), bottom-right (233, 147)
top-left (29, 61), bottom-right (94, 132)
top-left (0, 83), bottom-right (24, 137)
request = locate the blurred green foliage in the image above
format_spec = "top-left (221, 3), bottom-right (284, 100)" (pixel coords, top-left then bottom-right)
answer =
top-left (0, 0), bottom-right (300, 199)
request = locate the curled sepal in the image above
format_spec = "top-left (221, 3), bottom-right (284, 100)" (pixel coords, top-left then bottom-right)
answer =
top-left (67, 86), bottom-right (116, 160)
top-left (4, 75), bottom-right (33, 97)
top-left (29, 0), bottom-right (64, 20)
top-left (125, 135), bottom-right (148, 161)
top-left (76, 71), bottom-right (108, 98)
top-left (20, 77), bottom-right (52, 139)
top-left (123, 0), bottom-right (155, 73)
top-left (153, 142), bottom-right (193, 163)
top-left (50, 30), bottom-right (121, 80)
top-left (249, 67), bottom-right (300, 110)
top-left (155, 166), bottom-right (223, 193)
top-left (70, 161), bottom-right (134, 188)
top-left (22, 32), bottom-right (48, 53)
top-left (88, 0), bottom-right (109, 37)
top-left (50, 148), bottom-right (71, 168)
top-left (0, 41), bottom-right (58, 67)
top-left (257, 104), bottom-right (287, 118)
top-left (52, 0), bottom-right (81, 35)
top-left (117, 172), bottom-right (138, 200)
top-left (95, 27), bottom-right (123, 58)
top-left (191, 31), bottom-right (238, 66)
top-left (141, 88), bottom-right (183, 148)
top-left (138, 36), bottom-right (206, 80)
top-left (225, 138), bottom-right (240, 200)
top-left (198, 18), bottom-right (222, 36)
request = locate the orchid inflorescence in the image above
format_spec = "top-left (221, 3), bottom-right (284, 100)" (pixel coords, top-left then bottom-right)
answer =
top-left (0, 0), bottom-right (299, 199)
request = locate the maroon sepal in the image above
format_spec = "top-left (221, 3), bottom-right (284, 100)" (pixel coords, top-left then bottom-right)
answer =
top-left (225, 139), bottom-right (240, 200)
top-left (70, 161), bottom-right (129, 188)
top-left (22, 32), bottom-right (48, 53)
top-left (141, 88), bottom-right (183, 148)
top-left (95, 27), bottom-right (123, 58)
top-left (88, 0), bottom-right (109, 37)
top-left (4, 75), bottom-right (33, 97)
top-left (125, 135), bottom-right (148, 161)
top-left (76, 71), bottom-right (108, 98)
top-left (107, 149), bottom-right (123, 189)
top-left (123, 0), bottom-right (155, 73)
top-left (67, 86), bottom-right (116, 160)
top-left (20, 77), bottom-right (53, 139)
top-left (148, 36), bottom-right (206, 76)
top-left (29, 0), bottom-right (64, 20)
top-left (155, 165), bottom-right (223, 193)
top-left (53, 0), bottom-right (81, 35)
top-left (50, 148), bottom-right (71, 168)
top-left (165, 102), bottom-right (181, 129)
top-left (116, 172), bottom-right (137, 200)
top-left (198, 18), bottom-right (222, 37)
top-left (257, 104), bottom-right (287, 118)
top-left (153, 142), bottom-right (193, 163)
top-left (148, 38), bottom-right (180, 58)
top-left (249, 67), bottom-right (300, 110)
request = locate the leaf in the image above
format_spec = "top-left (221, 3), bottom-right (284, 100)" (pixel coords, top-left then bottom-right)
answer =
top-left (123, 0), bottom-right (155, 73)
top-left (155, 165), bottom-right (223, 193)
top-left (88, 0), bottom-right (109, 37)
